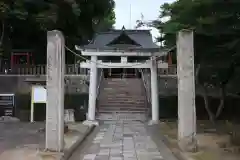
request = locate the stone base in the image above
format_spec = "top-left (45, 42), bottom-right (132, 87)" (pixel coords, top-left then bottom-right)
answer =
top-left (178, 136), bottom-right (198, 152)
top-left (148, 120), bottom-right (160, 125)
top-left (83, 120), bottom-right (99, 126)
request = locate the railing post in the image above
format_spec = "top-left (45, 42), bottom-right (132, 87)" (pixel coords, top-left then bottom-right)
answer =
top-left (29, 66), bottom-right (33, 75)
top-left (68, 65), bottom-right (71, 75)
top-left (32, 66), bottom-right (37, 75)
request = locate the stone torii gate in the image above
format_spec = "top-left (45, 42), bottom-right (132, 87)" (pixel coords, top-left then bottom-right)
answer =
top-left (45, 29), bottom-right (197, 152)
top-left (74, 48), bottom-right (168, 125)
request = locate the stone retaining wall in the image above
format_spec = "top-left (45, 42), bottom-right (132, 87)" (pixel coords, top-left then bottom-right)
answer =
top-left (0, 76), bottom-right (89, 94)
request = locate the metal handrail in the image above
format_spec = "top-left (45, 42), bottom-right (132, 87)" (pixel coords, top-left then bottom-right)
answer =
top-left (138, 68), bottom-right (152, 118)
top-left (96, 68), bottom-right (104, 100)
top-left (139, 69), bottom-right (151, 103)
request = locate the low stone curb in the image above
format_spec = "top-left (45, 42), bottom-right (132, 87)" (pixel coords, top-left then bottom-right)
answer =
top-left (60, 125), bottom-right (95, 160)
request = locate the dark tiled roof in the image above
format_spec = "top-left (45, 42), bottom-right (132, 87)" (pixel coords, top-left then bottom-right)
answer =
top-left (82, 29), bottom-right (160, 51)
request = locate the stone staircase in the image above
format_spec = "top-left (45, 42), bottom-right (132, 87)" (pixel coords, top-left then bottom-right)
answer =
top-left (96, 78), bottom-right (148, 121)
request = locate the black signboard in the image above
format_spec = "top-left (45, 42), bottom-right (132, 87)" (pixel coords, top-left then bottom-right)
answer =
top-left (0, 94), bottom-right (15, 117)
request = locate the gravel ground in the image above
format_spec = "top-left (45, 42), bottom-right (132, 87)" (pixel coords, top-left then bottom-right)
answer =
top-left (0, 122), bottom-right (45, 154)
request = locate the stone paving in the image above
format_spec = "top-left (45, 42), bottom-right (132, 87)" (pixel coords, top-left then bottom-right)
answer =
top-left (80, 120), bottom-right (164, 160)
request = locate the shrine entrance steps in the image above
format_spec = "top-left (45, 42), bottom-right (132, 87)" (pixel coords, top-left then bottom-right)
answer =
top-left (96, 78), bottom-right (149, 121)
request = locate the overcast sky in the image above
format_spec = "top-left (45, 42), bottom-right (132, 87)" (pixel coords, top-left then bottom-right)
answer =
top-left (114, 0), bottom-right (174, 43)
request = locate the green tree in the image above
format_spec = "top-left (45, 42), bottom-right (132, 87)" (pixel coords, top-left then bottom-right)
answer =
top-left (0, 0), bottom-right (116, 63)
top-left (137, 0), bottom-right (240, 123)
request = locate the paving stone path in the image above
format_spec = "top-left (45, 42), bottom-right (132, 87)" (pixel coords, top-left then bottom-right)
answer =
top-left (80, 120), bottom-right (164, 160)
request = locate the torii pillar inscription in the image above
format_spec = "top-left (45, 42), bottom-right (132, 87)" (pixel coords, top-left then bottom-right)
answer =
top-left (46, 30), bottom-right (65, 152)
top-left (177, 30), bottom-right (197, 152)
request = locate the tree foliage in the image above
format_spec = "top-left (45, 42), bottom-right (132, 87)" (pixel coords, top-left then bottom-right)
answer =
top-left (137, 0), bottom-right (240, 122)
top-left (0, 0), bottom-right (116, 63)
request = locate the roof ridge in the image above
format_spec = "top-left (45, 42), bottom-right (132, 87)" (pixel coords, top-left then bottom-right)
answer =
top-left (106, 31), bottom-right (141, 46)
top-left (97, 29), bottom-right (151, 35)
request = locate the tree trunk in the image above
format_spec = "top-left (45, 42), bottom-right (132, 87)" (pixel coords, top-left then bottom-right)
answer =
top-left (195, 64), bottom-right (201, 85)
top-left (0, 21), bottom-right (5, 71)
top-left (202, 86), bottom-right (216, 124)
top-left (215, 86), bottom-right (225, 119)
top-left (0, 21), bottom-right (4, 46)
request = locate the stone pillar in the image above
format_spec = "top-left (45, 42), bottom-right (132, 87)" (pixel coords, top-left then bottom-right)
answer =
top-left (46, 30), bottom-right (65, 152)
top-left (87, 55), bottom-right (98, 121)
top-left (177, 30), bottom-right (197, 152)
top-left (149, 57), bottom-right (159, 125)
